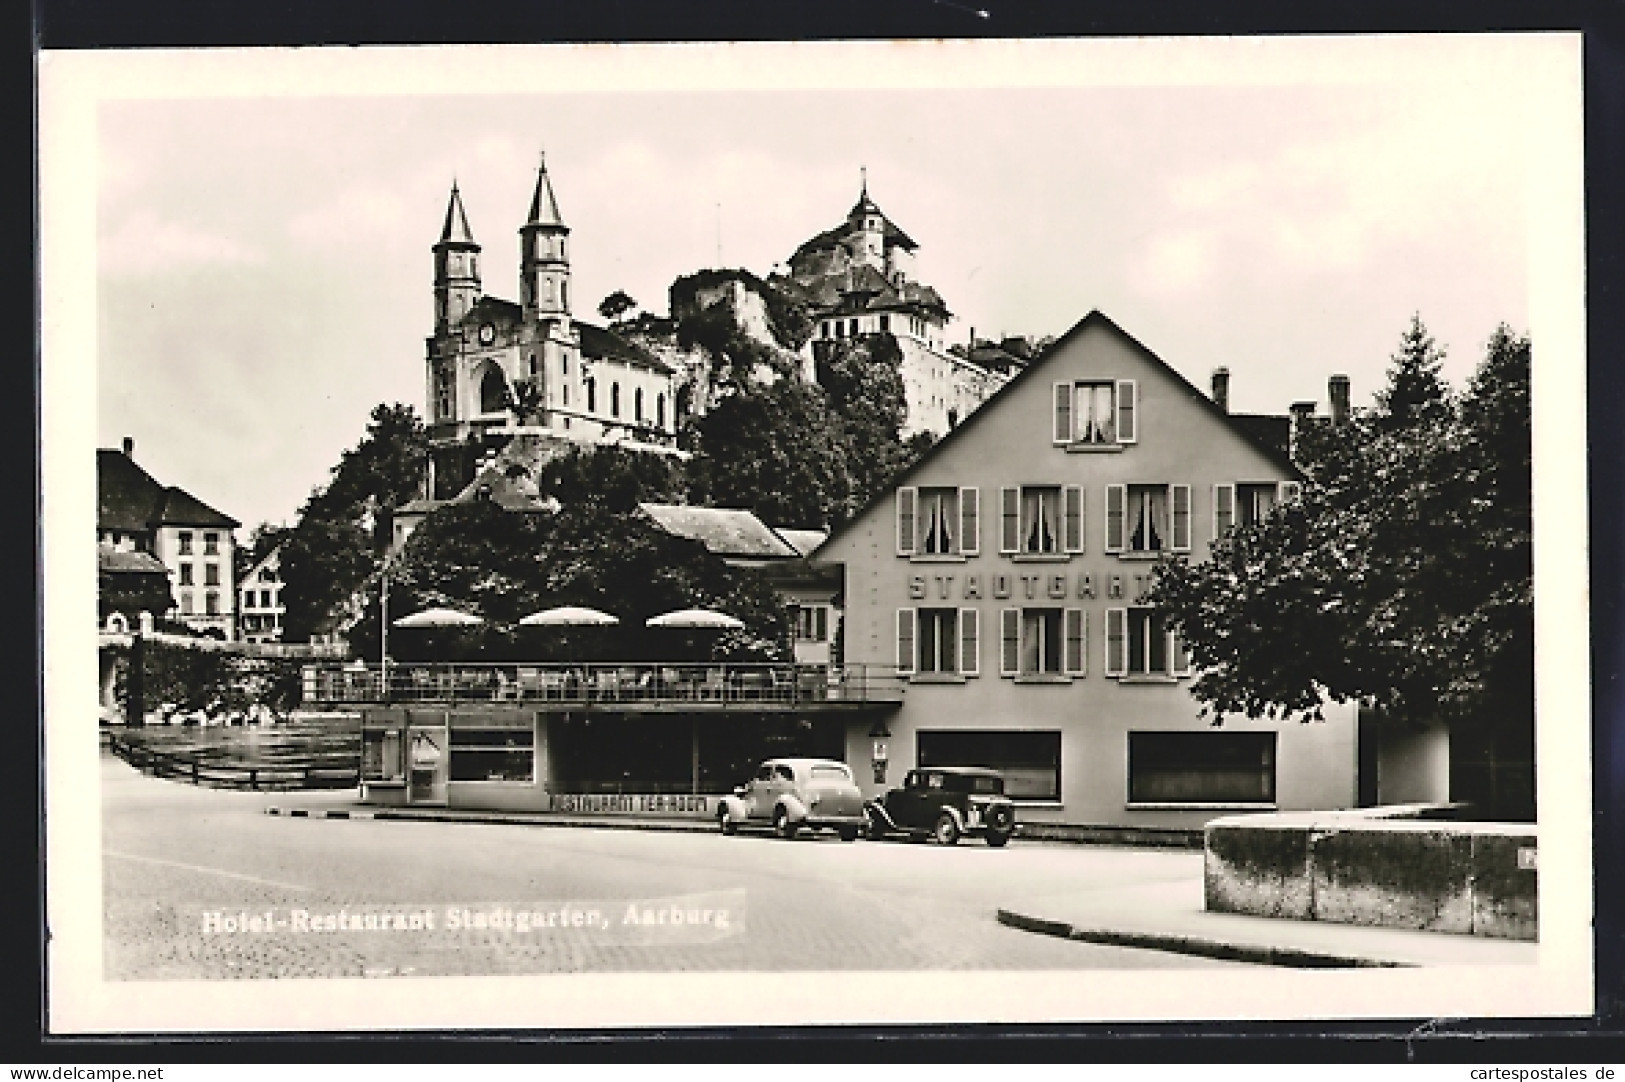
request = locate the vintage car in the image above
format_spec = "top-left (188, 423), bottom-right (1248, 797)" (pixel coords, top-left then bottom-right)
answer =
top-left (864, 766), bottom-right (1017, 846)
top-left (717, 757), bottom-right (867, 841)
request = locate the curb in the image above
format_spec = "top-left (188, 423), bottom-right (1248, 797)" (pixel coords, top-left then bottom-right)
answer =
top-left (266, 807), bottom-right (370, 820)
top-left (263, 806), bottom-right (715, 833)
top-left (994, 908), bottom-right (1406, 970)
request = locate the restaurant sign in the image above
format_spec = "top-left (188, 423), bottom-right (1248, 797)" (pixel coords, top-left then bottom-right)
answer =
top-left (546, 793), bottom-right (716, 818)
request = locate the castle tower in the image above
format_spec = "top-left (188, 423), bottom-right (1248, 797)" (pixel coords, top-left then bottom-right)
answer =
top-left (519, 153), bottom-right (572, 322)
top-left (847, 167), bottom-right (885, 272)
top-left (432, 183), bottom-right (481, 332)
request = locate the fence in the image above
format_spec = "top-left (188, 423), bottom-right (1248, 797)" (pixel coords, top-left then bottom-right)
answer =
top-left (105, 728), bottom-right (361, 792)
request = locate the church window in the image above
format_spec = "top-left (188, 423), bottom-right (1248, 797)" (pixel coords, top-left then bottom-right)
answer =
top-left (480, 366), bottom-right (508, 415)
top-left (543, 279), bottom-right (553, 303)
top-left (611, 383), bottom-right (621, 418)
top-left (435, 368), bottom-right (453, 420)
top-left (561, 281), bottom-right (569, 310)
top-left (635, 388), bottom-right (644, 423)
top-left (561, 352), bottom-right (569, 376)
top-left (529, 354), bottom-right (538, 377)
top-left (586, 378), bottom-right (596, 413)
top-left (562, 385), bottom-right (570, 408)
top-left (656, 393), bottom-right (666, 429)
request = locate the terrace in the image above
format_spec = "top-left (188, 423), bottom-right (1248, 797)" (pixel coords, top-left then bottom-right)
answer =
top-left (301, 660), bottom-right (905, 713)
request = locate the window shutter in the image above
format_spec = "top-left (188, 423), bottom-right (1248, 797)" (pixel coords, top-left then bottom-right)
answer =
top-left (1063, 485), bottom-right (1085, 553)
top-left (960, 608), bottom-right (980, 677)
top-left (999, 608), bottom-right (1020, 677)
top-left (1105, 484), bottom-right (1126, 553)
top-left (1171, 484), bottom-right (1192, 552)
top-left (1278, 480), bottom-right (1302, 504)
top-left (896, 487), bottom-right (917, 556)
top-left (1053, 382), bottom-right (1073, 444)
top-left (1000, 486), bottom-right (1019, 554)
top-left (1105, 607), bottom-right (1127, 676)
top-left (1172, 624), bottom-right (1192, 677)
top-left (1115, 379), bottom-right (1137, 444)
top-left (1064, 608), bottom-right (1086, 676)
top-left (896, 608), bottom-right (916, 675)
top-left (1214, 484), bottom-right (1235, 541)
top-left (959, 487), bottom-right (980, 556)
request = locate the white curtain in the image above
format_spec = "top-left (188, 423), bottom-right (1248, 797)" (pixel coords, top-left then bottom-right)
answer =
top-left (1076, 384), bottom-right (1115, 443)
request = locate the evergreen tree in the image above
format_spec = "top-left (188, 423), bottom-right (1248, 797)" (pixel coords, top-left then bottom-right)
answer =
top-left (1375, 313), bottom-right (1452, 432)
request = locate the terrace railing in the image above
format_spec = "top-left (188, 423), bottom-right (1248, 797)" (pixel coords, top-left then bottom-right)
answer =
top-left (301, 661), bottom-right (905, 708)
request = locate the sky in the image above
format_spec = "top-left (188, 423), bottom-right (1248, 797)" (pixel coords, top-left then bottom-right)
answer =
top-left (85, 37), bottom-right (1571, 533)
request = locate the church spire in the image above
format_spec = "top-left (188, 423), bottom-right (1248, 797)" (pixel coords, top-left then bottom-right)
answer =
top-left (526, 150), bottom-right (565, 227)
top-left (440, 182), bottom-right (477, 246)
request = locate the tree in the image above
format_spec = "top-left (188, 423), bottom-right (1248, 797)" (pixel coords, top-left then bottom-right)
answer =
top-left (1148, 320), bottom-right (1534, 817)
top-left (597, 289), bottom-right (638, 324)
top-left (280, 403), bottom-right (428, 641)
top-left (817, 334), bottom-right (913, 520)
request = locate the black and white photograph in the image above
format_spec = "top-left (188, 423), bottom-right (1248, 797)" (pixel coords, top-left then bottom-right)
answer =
top-left (40, 34), bottom-right (1591, 1032)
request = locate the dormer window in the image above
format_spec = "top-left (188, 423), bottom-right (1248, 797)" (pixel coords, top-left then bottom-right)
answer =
top-left (1055, 379), bottom-right (1137, 447)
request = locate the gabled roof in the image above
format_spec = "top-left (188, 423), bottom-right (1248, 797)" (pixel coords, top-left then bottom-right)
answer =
top-left (771, 527), bottom-right (827, 558)
top-left (578, 320), bottom-right (672, 373)
top-left (98, 549), bottom-right (168, 575)
top-left (98, 449), bottom-right (238, 532)
top-left (815, 310), bottom-right (1303, 558)
top-left (438, 183), bottom-right (477, 247)
top-left (640, 503), bottom-right (800, 560)
top-left (464, 295), bottom-right (522, 324)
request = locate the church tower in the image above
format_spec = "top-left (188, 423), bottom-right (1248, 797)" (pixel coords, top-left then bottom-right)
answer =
top-left (847, 168), bottom-right (886, 272)
top-left (433, 183), bottom-right (481, 332)
top-left (519, 153), bottom-right (571, 322)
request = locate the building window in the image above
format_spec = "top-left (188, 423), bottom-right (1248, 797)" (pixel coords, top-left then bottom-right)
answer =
top-left (362, 728), bottom-right (405, 782)
top-left (435, 368), bottom-right (454, 420)
top-left (879, 314), bottom-right (890, 332)
top-left (561, 352), bottom-right (569, 377)
top-left (897, 607), bottom-right (978, 677)
top-left (896, 486), bottom-right (979, 557)
top-left (178, 563), bottom-right (193, 587)
top-left (1000, 607), bottom-right (1086, 678)
top-left (1105, 484), bottom-right (1192, 555)
top-left (204, 533), bottom-right (219, 556)
top-left (999, 485), bottom-right (1084, 555)
top-left (177, 532), bottom-right (193, 556)
top-left (1105, 606), bottom-right (1191, 679)
top-left (1055, 379), bottom-right (1136, 446)
top-left (450, 728), bottom-right (536, 783)
top-left (561, 281), bottom-right (569, 310)
top-left (261, 589), bottom-right (272, 609)
top-left (179, 591), bottom-right (193, 615)
top-left (611, 383), bottom-right (621, 418)
top-left (585, 378), bottom-right (596, 413)
top-left (795, 604), bottom-right (829, 643)
top-left (202, 563), bottom-right (218, 587)
top-left (656, 393), bottom-right (666, 430)
top-left (918, 729), bottom-right (1060, 802)
top-left (635, 387), bottom-right (645, 423)
top-left (204, 592), bottom-right (219, 616)
top-left (1128, 731), bottom-right (1276, 805)
top-left (562, 384), bottom-right (570, 408)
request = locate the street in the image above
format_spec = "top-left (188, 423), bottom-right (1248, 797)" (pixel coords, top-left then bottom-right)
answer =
top-left (101, 753), bottom-right (1247, 978)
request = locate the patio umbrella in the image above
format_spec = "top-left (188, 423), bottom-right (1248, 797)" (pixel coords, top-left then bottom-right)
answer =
top-left (392, 607), bottom-right (485, 629)
top-left (646, 608), bottom-right (744, 630)
top-left (519, 605), bottom-right (620, 627)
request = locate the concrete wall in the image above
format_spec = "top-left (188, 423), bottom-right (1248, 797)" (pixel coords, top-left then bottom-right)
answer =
top-left (1204, 810), bottom-right (1537, 940)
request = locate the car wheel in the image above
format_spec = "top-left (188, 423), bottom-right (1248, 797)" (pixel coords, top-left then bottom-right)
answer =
top-left (774, 807), bottom-right (799, 840)
top-left (718, 806), bottom-right (737, 836)
top-left (933, 812), bottom-right (961, 846)
top-left (985, 828), bottom-right (1011, 848)
top-left (837, 825), bottom-right (859, 842)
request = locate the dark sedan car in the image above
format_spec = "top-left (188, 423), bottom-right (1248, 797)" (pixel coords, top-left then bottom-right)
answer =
top-left (864, 766), bottom-right (1017, 846)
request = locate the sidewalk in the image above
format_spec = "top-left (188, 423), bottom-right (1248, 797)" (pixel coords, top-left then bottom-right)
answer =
top-left (262, 798), bottom-right (718, 834)
top-left (995, 875), bottom-right (1540, 969)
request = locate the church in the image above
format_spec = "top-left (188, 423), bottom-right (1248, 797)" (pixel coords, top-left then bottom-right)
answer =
top-left (424, 156), bottom-right (681, 502)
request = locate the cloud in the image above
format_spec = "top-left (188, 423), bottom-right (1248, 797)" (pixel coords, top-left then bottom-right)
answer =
top-left (286, 183), bottom-right (413, 248)
top-left (99, 210), bottom-right (263, 277)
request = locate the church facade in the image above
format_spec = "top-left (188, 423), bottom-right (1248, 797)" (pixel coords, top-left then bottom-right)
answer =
top-left (424, 158), bottom-right (680, 501)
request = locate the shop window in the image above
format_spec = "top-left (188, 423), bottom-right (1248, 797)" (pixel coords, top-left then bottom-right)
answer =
top-left (1055, 379), bottom-right (1136, 446)
top-left (1128, 731), bottom-right (1276, 805)
top-left (362, 729), bottom-right (406, 782)
top-left (450, 728), bottom-right (535, 783)
top-left (1105, 484), bottom-right (1191, 555)
top-left (1000, 485), bottom-right (1084, 555)
top-left (896, 486), bottom-right (979, 557)
top-left (204, 533), bottom-right (219, 556)
top-left (1105, 607), bottom-right (1191, 679)
top-left (999, 608), bottom-right (1085, 678)
top-left (178, 563), bottom-right (193, 587)
top-left (918, 729), bottom-right (1061, 802)
top-left (177, 532), bottom-right (193, 556)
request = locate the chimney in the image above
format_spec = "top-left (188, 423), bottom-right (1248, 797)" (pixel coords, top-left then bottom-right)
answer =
top-left (1328, 374), bottom-right (1351, 426)
top-left (121, 436), bottom-right (134, 457)
top-left (1211, 367), bottom-right (1230, 413)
